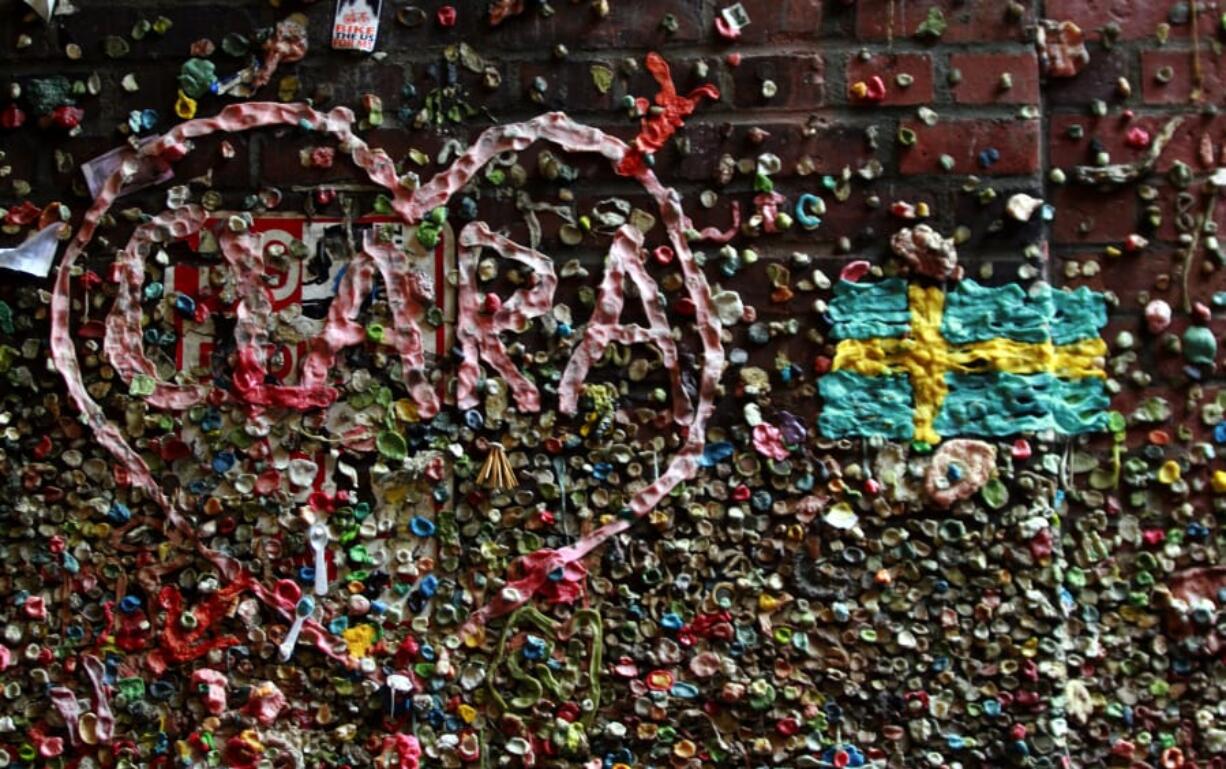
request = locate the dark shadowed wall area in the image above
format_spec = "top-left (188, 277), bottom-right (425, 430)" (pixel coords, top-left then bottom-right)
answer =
top-left (0, 1), bottom-right (1222, 768)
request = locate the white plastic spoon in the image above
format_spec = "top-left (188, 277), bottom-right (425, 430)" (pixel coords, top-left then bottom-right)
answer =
top-left (278, 596), bottom-right (315, 661)
top-left (309, 523), bottom-right (330, 596)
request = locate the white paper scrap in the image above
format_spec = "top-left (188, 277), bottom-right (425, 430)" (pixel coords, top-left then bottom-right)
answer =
top-left (0, 223), bottom-right (63, 278)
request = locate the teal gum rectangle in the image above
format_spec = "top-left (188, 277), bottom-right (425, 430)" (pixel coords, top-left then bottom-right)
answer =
top-left (941, 281), bottom-right (1050, 344)
top-left (827, 278), bottom-right (910, 340)
top-left (940, 280), bottom-right (1107, 346)
top-left (934, 372), bottom-right (1109, 437)
top-left (818, 370), bottom-right (915, 439)
top-left (1048, 286), bottom-right (1107, 345)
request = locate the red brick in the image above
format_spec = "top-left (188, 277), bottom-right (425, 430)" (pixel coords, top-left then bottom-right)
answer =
top-left (898, 119), bottom-right (1040, 175)
top-left (953, 183), bottom-right (1046, 252)
top-left (1049, 185), bottom-right (1139, 243)
top-left (258, 131), bottom-right (387, 187)
top-left (444, 1), bottom-right (704, 52)
top-left (520, 60), bottom-right (618, 115)
top-left (1155, 114), bottom-right (1226, 171)
top-left (845, 53), bottom-right (933, 107)
top-left (84, 65), bottom-right (181, 128)
top-left (731, 54), bottom-right (824, 109)
top-left (1150, 316), bottom-right (1226, 382)
top-left (729, 0), bottom-right (823, 44)
top-left (47, 4), bottom-right (270, 62)
top-left (1142, 50), bottom-right (1226, 104)
top-left (1057, 247), bottom-right (1180, 309)
top-left (171, 132), bottom-right (254, 190)
top-left (624, 56), bottom-right (722, 104)
top-left (949, 52), bottom-right (1040, 105)
top-left (1044, 47), bottom-right (1132, 106)
top-left (1113, 377), bottom-right (1226, 448)
top-left (1045, 0), bottom-right (1208, 40)
top-left (290, 61), bottom-right (405, 113)
top-left (362, 128), bottom-right (450, 172)
top-left (1153, 180), bottom-right (1226, 244)
top-left (1050, 113), bottom-right (1226, 174)
top-left (673, 116), bottom-right (873, 182)
top-left (1, 131), bottom-right (51, 191)
top-left (678, 191), bottom-right (744, 242)
top-left (855, 0), bottom-right (1030, 42)
top-left (1104, 377), bottom-right (1214, 448)
top-left (770, 179), bottom-right (947, 250)
top-left (1049, 114), bottom-right (1093, 169)
top-left (1048, 113), bottom-right (1151, 170)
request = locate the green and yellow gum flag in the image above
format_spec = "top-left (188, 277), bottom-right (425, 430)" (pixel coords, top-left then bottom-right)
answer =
top-left (818, 279), bottom-right (1109, 444)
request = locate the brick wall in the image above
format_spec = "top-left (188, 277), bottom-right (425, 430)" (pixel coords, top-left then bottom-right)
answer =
top-left (1, 0), bottom-right (1053, 276)
top-left (0, 1), bottom-right (1221, 767)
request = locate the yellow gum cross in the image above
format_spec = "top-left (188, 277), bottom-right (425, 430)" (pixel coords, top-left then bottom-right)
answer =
top-left (832, 285), bottom-right (1107, 444)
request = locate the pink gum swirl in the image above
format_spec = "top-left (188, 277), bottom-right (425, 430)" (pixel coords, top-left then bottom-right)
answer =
top-left (49, 102), bottom-right (724, 642)
top-left (81, 654), bottom-right (115, 743)
top-left (357, 233), bottom-right (440, 416)
top-left (48, 654), bottom-right (113, 745)
top-left (556, 223), bottom-right (692, 425)
top-left (51, 103), bottom-right (399, 668)
top-left (459, 179), bottom-right (725, 634)
top-left (297, 231), bottom-right (441, 417)
top-left (104, 206), bottom-right (212, 411)
top-left (220, 227), bottom-right (337, 409)
top-left (455, 220), bottom-right (558, 412)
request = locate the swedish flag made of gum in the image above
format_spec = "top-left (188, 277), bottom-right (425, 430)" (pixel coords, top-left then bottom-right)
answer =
top-left (818, 279), bottom-right (1109, 444)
